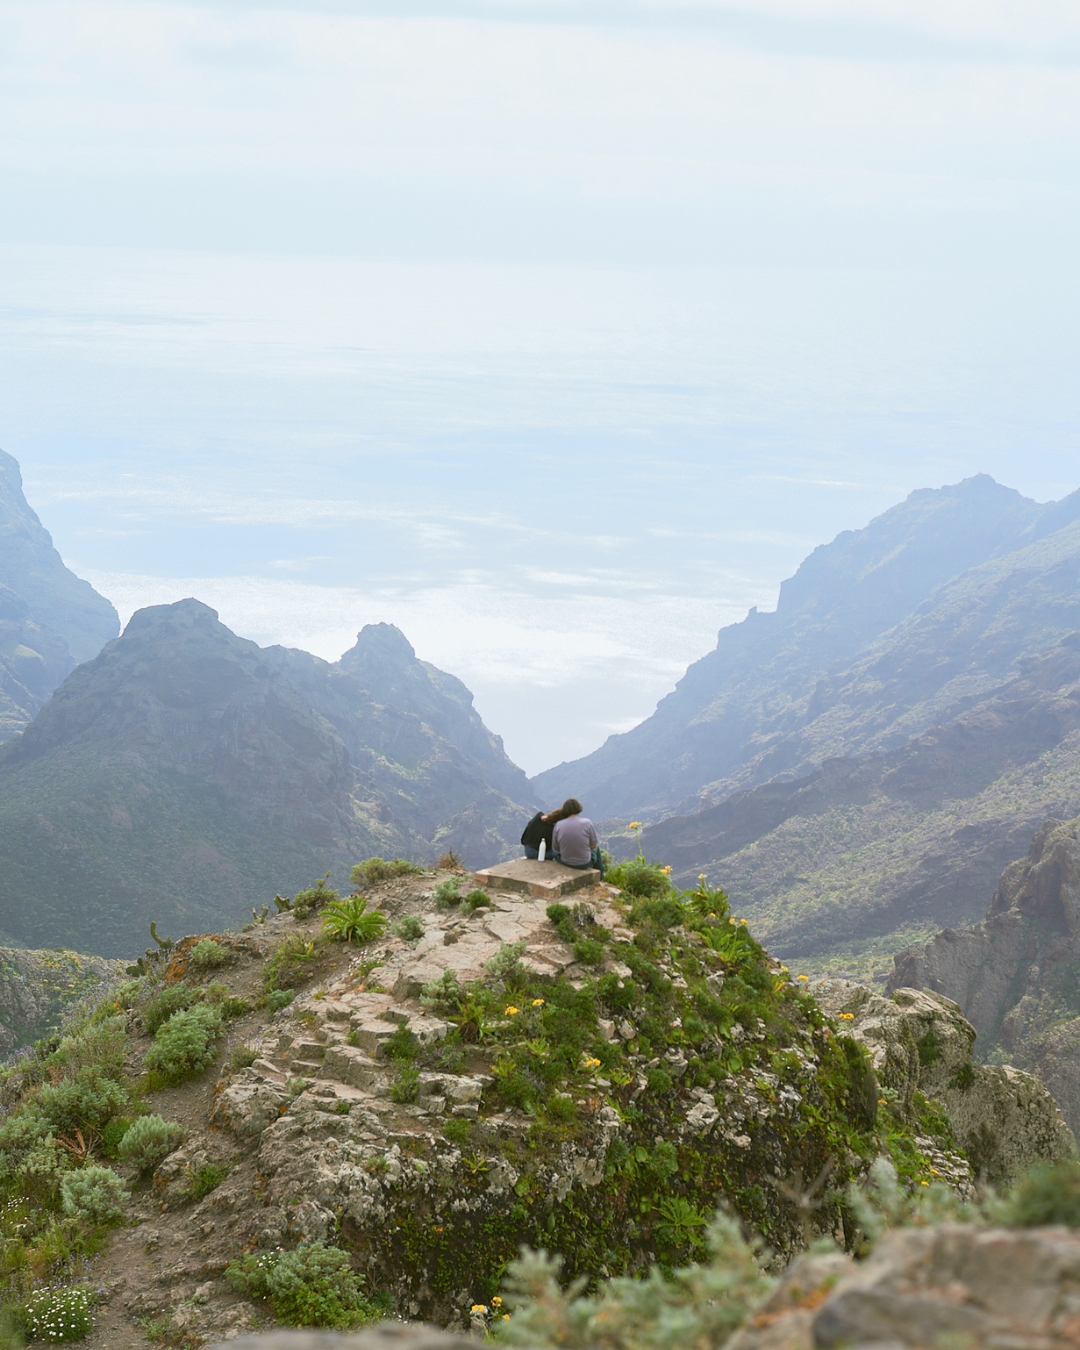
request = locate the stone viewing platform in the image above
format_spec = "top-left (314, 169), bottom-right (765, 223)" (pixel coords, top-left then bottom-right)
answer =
top-left (471, 856), bottom-right (600, 898)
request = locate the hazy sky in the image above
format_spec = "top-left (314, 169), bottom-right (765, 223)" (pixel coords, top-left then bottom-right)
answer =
top-left (2, 1), bottom-right (1079, 774)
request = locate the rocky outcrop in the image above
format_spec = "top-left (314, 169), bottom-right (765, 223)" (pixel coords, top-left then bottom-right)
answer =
top-left (0, 449), bottom-right (119, 739)
top-left (891, 814), bottom-right (1080, 1140)
top-left (0, 945), bottom-right (124, 1052)
top-left (0, 600), bottom-right (536, 954)
top-left (811, 979), bottom-right (1075, 1183)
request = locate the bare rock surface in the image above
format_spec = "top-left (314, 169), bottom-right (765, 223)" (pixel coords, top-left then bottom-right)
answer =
top-left (892, 813), bottom-right (1080, 1141)
top-left (812, 978), bottom-right (1075, 1183)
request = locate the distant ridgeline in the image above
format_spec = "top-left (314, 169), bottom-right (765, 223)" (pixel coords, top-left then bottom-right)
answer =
top-left (534, 475), bottom-right (1080, 979)
top-left (0, 449), bottom-right (119, 739)
top-left (0, 601), bottom-right (537, 957)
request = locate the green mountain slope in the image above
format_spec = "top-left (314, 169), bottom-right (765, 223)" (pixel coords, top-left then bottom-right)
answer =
top-left (0, 599), bottom-right (536, 956)
top-left (534, 475), bottom-right (1080, 820)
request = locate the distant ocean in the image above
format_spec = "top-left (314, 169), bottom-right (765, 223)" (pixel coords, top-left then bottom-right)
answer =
top-left (1, 242), bottom-right (1077, 773)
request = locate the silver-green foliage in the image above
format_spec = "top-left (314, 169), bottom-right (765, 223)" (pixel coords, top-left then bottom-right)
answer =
top-left (60, 1166), bottom-right (127, 1225)
top-left (117, 1115), bottom-right (185, 1171)
top-left (144, 1003), bottom-right (223, 1082)
top-left (189, 938), bottom-right (231, 970)
top-left (496, 1214), bottom-right (771, 1350)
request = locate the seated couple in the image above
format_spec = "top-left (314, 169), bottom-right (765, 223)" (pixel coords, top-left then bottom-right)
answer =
top-left (521, 798), bottom-right (604, 877)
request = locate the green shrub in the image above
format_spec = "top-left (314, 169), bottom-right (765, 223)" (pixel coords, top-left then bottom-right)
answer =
top-left (144, 1004), bottom-right (223, 1084)
top-left (606, 857), bottom-right (672, 899)
top-left (229, 1042), bottom-right (259, 1071)
top-left (225, 1241), bottom-right (374, 1328)
top-left (420, 969), bottom-right (465, 1015)
top-left (292, 875), bottom-right (339, 921)
top-left (264, 934), bottom-right (317, 993)
top-left (117, 1115), bottom-right (184, 1172)
top-left (321, 896), bottom-right (388, 945)
top-left (189, 938), bottom-right (231, 970)
top-left (21, 1284), bottom-right (95, 1342)
top-left (496, 1214), bottom-right (770, 1350)
top-left (141, 984), bottom-right (195, 1035)
top-left (266, 989), bottom-right (294, 1014)
top-left (351, 858), bottom-right (423, 889)
top-left (191, 1162), bottom-right (228, 1200)
top-left (1000, 1160), bottom-right (1080, 1227)
top-left (462, 888), bottom-right (492, 913)
top-left (35, 1069), bottom-right (128, 1136)
top-left (390, 1065), bottom-right (421, 1103)
top-left (48, 1017), bottom-right (127, 1082)
top-left (443, 1118), bottom-right (472, 1147)
top-left (630, 896), bottom-right (685, 929)
top-left (392, 914), bottom-right (425, 942)
top-left (60, 1166), bottom-right (126, 1225)
top-left (434, 878), bottom-right (461, 908)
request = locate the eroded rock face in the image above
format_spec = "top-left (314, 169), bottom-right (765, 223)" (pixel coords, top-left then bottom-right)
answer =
top-left (0, 945), bottom-right (124, 1053)
top-left (892, 814), bottom-right (1080, 1141)
top-left (812, 979), bottom-right (1075, 1182)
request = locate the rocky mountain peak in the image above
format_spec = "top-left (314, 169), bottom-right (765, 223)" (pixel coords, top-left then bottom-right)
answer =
top-left (0, 449), bottom-right (119, 737)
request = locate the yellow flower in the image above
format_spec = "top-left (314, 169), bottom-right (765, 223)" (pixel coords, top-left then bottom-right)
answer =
top-left (471, 1304), bottom-right (488, 1314)
top-left (739, 918), bottom-right (748, 925)
top-left (584, 1056), bottom-right (601, 1069)
top-left (878, 1098), bottom-right (887, 1105)
top-left (532, 998), bottom-right (545, 1007)
top-left (797, 974), bottom-right (809, 981)
top-left (838, 1012), bottom-right (855, 1021)
top-left (505, 1006), bottom-right (520, 1016)
top-left (661, 866), bottom-right (672, 874)
top-left (779, 965), bottom-right (789, 972)
top-left (628, 821), bottom-right (642, 831)
top-left (920, 1180), bottom-right (929, 1186)
top-left (930, 1168), bottom-right (939, 1175)
top-left (503, 1314), bottom-right (511, 1321)
top-left (491, 1297), bottom-right (503, 1307)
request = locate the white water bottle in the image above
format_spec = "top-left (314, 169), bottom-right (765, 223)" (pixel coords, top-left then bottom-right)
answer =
top-left (538, 839), bottom-right (546, 861)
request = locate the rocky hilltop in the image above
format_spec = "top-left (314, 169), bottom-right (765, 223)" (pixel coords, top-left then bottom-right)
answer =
top-left (0, 449), bottom-right (119, 738)
top-left (891, 812), bottom-right (1080, 1138)
top-left (0, 945), bottom-right (124, 1053)
top-left (0, 601), bottom-right (536, 955)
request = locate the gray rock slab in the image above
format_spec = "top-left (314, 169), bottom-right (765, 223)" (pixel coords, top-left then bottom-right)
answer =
top-left (208, 1328), bottom-right (482, 1350)
top-left (472, 858), bottom-right (599, 897)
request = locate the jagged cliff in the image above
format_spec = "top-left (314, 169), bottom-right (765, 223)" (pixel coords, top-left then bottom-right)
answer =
top-left (891, 814), bottom-right (1080, 1137)
top-left (0, 449), bottom-right (119, 737)
top-left (0, 601), bottom-right (536, 955)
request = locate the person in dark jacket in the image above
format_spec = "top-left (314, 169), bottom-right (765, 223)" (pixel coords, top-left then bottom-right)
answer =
top-left (521, 808), bottom-right (563, 860)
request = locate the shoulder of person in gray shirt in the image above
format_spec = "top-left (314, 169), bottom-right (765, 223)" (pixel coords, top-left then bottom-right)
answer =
top-left (553, 815), bottom-right (598, 866)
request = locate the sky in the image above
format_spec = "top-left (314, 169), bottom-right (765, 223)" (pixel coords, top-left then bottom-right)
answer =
top-left (1, 2), bottom-right (1079, 775)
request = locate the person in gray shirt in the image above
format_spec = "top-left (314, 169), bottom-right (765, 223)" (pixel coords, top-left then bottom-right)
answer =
top-left (552, 798), bottom-right (603, 876)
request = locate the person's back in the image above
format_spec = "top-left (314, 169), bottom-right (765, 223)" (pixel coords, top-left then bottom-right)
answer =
top-left (553, 811), bottom-right (597, 868)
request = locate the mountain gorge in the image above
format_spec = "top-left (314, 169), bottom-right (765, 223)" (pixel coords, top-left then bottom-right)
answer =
top-left (0, 449), bottom-right (119, 737)
top-left (528, 476), bottom-right (1080, 978)
top-left (0, 599), bottom-right (536, 956)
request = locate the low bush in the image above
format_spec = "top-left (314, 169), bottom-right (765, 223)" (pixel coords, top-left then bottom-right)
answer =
top-left (292, 875), bottom-right (339, 921)
top-left (191, 1162), bottom-right (228, 1200)
top-left (321, 896), bottom-right (387, 946)
top-left (392, 914), bottom-right (425, 942)
top-left (266, 989), bottom-right (294, 1014)
top-left (461, 888), bottom-right (492, 914)
top-left (351, 858), bottom-right (423, 889)
top-left (390, 1065), bottom-right (421, 1103)
top-left (229, 1042), bottom-right (260, 1071)
top-left (60, 1166), bottom-right (126, 1225)
top-left (189, 938), bottom-right (231, 970)
top-left (434, 878), bottom-right (461, 908)
top-left (20, 1284), bottom-right (96, 1342)
top-left (606, 857), bottom-right (672, 899)
top-left (999, 1160), bottom-right (1080, 1228)
top-left (264, 934), bottom-right (317, 994)
top-left (141, 984), bottom-right (195, 1035)
top-left (225, 1241), bottom-right (376, 1328)
top-left (144, 1003), bottom-right (223, 1084)
top-left (117, 1115), bottom-right (184, 1172)
top-left (495, 1214), bottom-right (770, 1350)
top-left (35, 1068), bottom-right (128, 1137)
